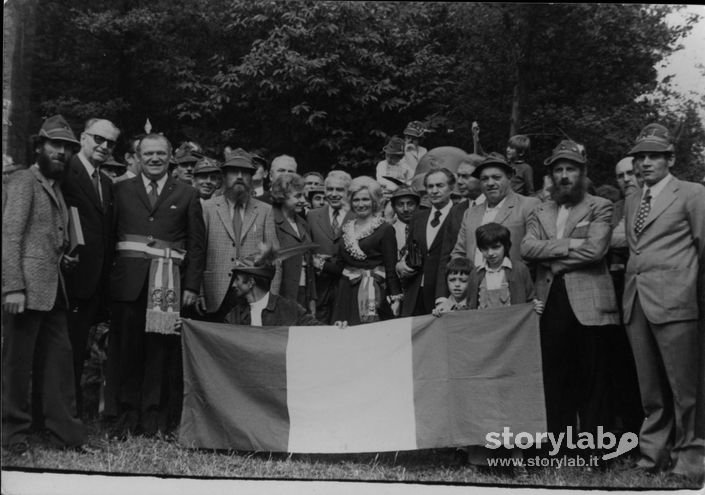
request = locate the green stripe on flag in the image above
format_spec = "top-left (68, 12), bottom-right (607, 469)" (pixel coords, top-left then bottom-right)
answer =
top-left (179, 319), bottom-right (290, 451)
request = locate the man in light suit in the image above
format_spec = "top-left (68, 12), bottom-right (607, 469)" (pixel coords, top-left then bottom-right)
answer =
top-left (61, 117), bottom-right (120, 418)
top-left (2, 115), bottom-right (86, 452)
top-left (108, 133), bottom-right (205, 438)
top-left (397, 168), bottom-right (456, 316)
top-left (444, 154), bottom-right (539, 299)
top-left (521, 140), bottom-right (620, 439)
top-left (201, 148), bottom-right (280, 317)
top-left (307, 170), bottom-right (353, 323)
top-left (622, 124), bottom-right (705, 483)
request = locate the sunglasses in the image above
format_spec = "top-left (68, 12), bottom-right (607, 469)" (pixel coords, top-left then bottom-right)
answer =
top-left (86, 133), bottom-right (117, 149)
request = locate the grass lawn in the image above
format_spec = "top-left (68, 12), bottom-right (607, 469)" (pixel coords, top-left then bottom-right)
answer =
top-left (1, 421), bottom-right (701, 490)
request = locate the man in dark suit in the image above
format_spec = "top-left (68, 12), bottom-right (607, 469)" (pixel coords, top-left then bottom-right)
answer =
top-left (108, 133), bottom-right (205, 437)
top-left (61, 117), bottom-right (120, 418)
top-left (2, 115), bottom-right (87, 452)
top-left (256, 154), bottom-right (297, 204)
top-left (397, 168), bottom-right (455, 316)
top-left (307, 170), bottom-right (353, 323)
top-left (622, 124), bottom-right (705, 484)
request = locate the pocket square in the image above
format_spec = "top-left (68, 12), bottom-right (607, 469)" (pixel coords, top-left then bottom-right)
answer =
top-left (576, 220), bottom-right (590, 227)
top-left (170, 205), bottom-right (178, 209)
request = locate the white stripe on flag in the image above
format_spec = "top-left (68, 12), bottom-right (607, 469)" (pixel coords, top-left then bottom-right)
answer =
top-left (286, 320), bottom-right (416, 453)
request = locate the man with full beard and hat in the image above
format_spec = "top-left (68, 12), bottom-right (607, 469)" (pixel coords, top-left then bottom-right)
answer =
top-left (200, 148), bottom-right (280, 319)
top-left (2, 115), bottom-right (89, 453)
top-left (521, 140), bottom-right (620, 443)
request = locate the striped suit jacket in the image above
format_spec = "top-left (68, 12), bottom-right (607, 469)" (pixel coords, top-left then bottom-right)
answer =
top-left (520, 194), bottom-right (619, 327)
top-left (202, 195), bottom-right (280, 312)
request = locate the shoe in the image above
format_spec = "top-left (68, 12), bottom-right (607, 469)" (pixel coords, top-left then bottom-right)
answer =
top-left (71, 440), bottom-right (104, 455)
top-left (110, 410), bottom-right (139, 440)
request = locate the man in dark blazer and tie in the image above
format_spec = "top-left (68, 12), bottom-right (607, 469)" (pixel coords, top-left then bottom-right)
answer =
top-left (108, 133), bottom-right (205, 438)
top-left (307, 170), bottom-right (353, 323)
top-left (397, 168), bottom-right (456, 316)
top-left (61, 117), bottom-right (120, 418)
top-left (622, 124), bottom-right (705, 484)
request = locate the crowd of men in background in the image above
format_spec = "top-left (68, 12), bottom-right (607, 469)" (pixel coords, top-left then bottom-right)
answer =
top-left (2, 114), bottom-right (704, 485)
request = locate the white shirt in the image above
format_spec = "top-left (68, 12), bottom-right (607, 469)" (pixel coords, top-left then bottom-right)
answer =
top-left (473, 197), bottom-right (507, 265)
top-left (642, 173), bottom-right (672, 205)
top-left (469, 194), bottom-right (486, 207)
top-left (77, 152), bottom-right (97, 179)
top-left (481, 257), bottom-right (513, 290)
top-left (225, 198), bottom-right (246, 222)
top-left (425, 201), bottom-right (453, 249)
top-left (393, 219), bottom-right (408, 261)
top-left (249, 292), bottom-right (270, 327)
top-left (328, 205), bottom-right (349, 227)
top-left (556, 205), bottom-right (571, 239)
top-left (141, 173), bottom-right (168, 196)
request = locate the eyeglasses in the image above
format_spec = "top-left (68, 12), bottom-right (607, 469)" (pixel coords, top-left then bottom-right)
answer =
top-left (86, 133), bottom-right (117, 149)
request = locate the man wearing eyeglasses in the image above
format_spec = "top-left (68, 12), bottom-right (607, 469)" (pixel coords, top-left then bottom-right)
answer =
top-left (61, 118), bottom-right (120, 419)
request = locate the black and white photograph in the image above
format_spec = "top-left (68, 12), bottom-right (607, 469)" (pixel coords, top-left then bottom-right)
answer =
top-left (2, 1), bottom-right (704, 494)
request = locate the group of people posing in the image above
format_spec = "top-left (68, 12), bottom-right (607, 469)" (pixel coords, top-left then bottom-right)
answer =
top-left (2, 115), bottom-right (703, 485)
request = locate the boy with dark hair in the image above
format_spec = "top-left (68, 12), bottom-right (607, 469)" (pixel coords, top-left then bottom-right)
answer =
top-left (432, 258), bottom-right (471, 316)
top-left (506, 134), bottom-right (534, 195)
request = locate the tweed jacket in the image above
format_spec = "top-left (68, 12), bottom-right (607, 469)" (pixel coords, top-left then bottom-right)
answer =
top-left (109, 175), bottom-right (206, 302)
top-left (307, 205), bottom-right (354, 302)
top-left (400, 206), bottom-right (452, 317)
top-left (520, 194), bottom-right (619, 327)
top-left (61, 155), bottom-right (114, 300)
top-left (273, 206), bottom-right (316, 303)
top-left (623, 178), bottom-right (705, 325)
top-left (2, 166), bottom-right (69, 311)
top-left (451, 190), bottom-right (540, 268)
top-left (201, 195), bottom-right (280, 313)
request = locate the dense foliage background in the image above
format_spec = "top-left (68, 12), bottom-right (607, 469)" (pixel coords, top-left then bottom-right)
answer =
top-left (4, 1), bottom-right (705, 187)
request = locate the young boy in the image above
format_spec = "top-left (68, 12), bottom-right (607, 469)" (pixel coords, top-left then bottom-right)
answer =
top-left (506, 134), bottom-right (535, 196)
top-left (435, 223), bottom-right (543, 315)
top-left (432, 257), bottom-right (471, 316)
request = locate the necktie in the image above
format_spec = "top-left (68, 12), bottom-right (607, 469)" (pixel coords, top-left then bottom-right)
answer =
top-left (430, 209), bottom-right (442, 228)
top-left (92, 169), bottom-right (103, 205)
top-left (634, 188), bottom-right (651, 236)
top-left (148, 180), bottom-right (159, 208)
top-left (232, 206), bottom-right (242, 247)
top-left (331, 208), bottom-right (341, 236)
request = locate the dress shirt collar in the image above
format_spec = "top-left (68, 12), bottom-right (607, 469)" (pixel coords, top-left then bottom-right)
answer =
top-left (643, 173), bottom-right (672, 200)
top-left (481, 256), bottom-right (512, 273)
top-left (484, 196), bottom-right (506, 212)
top-left (141, 173), bottom-right (168, 194)
top-left (329, 204), bottom-right (349, 223)
top-left (77, 152), bottom-right (97, 177)
top-left (430, 200), bottom-right (453, 221)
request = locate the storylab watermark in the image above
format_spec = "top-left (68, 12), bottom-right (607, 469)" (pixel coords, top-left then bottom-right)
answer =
top-left (485, 426), bottom-right (639, 461)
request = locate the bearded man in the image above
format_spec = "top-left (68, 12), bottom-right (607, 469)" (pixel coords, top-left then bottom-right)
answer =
top-left (200, 148), bottom-right (280, 318)
top-left (521, 140), bottom-right (620, 440)
top-left (2, 115), bottom-right (88, 452)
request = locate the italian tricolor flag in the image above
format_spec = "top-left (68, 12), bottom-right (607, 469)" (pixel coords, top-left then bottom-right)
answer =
top-left (179, 304), bottom-right (545, 453)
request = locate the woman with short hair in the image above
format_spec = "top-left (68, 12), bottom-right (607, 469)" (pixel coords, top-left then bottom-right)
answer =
top-left (331, 176), bottom-right (402, 324)
top-left (271, 173), bottom-right (317, 313)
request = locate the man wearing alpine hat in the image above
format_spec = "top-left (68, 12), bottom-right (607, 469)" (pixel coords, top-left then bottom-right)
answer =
top-left (621, 123), bottom-right (705, 484)
top-left (521, 139), bottom-right (619, 441)
top-left (192, 156), bottom-right (222, 204)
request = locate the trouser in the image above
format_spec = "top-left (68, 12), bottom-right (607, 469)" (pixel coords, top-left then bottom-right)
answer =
top-left (1, 306), bottom-right (85, 447)
top-left (67, 292), bottom-right (103, 417)
top-left (625, 295), bottom-right (704, 476)
top-left (107, 285), bottom-right (183, 432)
top-left (539, 276), bottom-right (610, 441)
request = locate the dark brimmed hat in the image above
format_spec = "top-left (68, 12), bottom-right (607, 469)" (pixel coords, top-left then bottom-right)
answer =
top-left (403, 121), bottom-right (426, 138)
top-left (222, 148), bottom-right (256, 171)
top-left (193, 157), bottom-right (221, 175)
top-left (382, 136), bottom-right (405, 155)
top-left (37, 115), bottom-right (80, 148)
top-left (627, 123), bottom-right (675, 156)
top-left (391, 186), bottom-right (420, 202)
top-left (471, 152), bottom-right (515, 178)
top-left (307, 185), bottom-right (326, 201)
top-left (382, 175), bottom-right (408, 187)
top-left (231, 257), bottom-right (276, 280)
top-left (543, 140), bottom-right (587, 168)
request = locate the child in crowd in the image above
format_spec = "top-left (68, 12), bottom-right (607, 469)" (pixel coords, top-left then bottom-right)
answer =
top-left (432, 257), bottom-right (471, 316)
top-left (506, 134), bottom-right (535, 196)
top-left (434, 222), bottom-right (543, 315)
